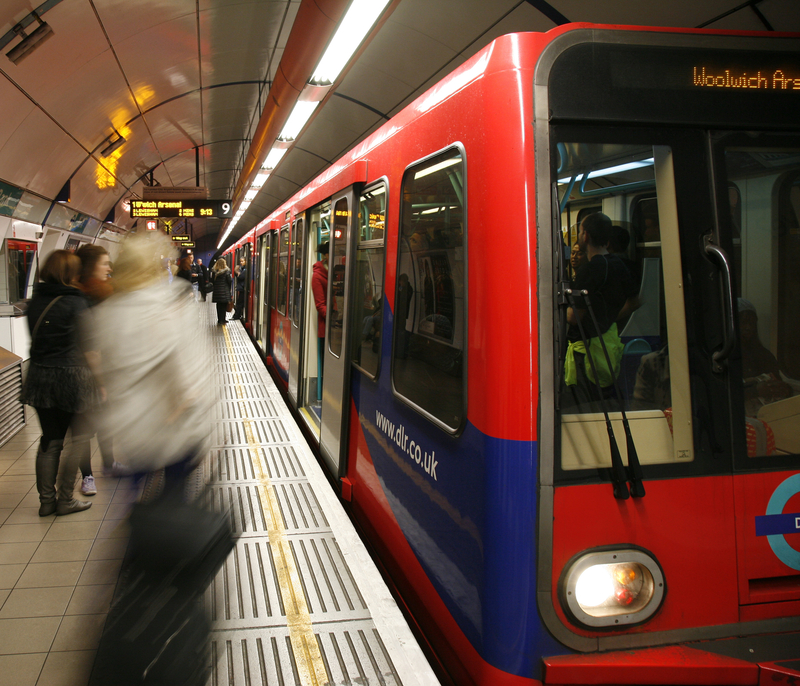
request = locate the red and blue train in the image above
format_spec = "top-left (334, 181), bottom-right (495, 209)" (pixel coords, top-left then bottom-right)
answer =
top-left (221, 23), bottom-right (800, 686)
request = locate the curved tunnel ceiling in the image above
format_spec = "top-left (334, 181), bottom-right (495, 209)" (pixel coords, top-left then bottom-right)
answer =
top-left (0, 0), bottom-right (796, 252)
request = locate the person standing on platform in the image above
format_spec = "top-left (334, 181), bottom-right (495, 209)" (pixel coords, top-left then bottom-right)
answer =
top-left (232, 257), bottom-right (247, 321)
top-left (74, 244), bottom-right (116, 495)
top-left (211, 258), bottom-right (232, 325)
top-left (193, 257), bottom-right (208, 301)
top-left (175, 254), bottom-right (193, 283)
top-left (311, 242), bottom-right (329, 402)
top-left (22, 250), bottom-right (94, 516)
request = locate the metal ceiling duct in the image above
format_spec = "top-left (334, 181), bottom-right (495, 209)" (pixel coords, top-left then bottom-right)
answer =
top-left (224, 0), bottom-right (352, 241)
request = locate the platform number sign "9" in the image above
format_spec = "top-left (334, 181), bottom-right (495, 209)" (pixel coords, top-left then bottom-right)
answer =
top-left (222, 202), bottom-right (231, 216)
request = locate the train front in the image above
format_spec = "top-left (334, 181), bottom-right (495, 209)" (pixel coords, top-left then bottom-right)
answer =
top-left (528, 23), bottom-right (800, 686)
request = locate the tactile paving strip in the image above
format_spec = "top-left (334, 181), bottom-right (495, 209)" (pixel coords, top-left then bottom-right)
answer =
top-left (209, 624), bottom-right (402, 686)
top-left (203, 306), bottom-right (404, 686)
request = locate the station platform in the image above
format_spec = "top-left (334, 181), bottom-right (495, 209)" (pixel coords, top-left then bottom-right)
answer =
top-left (0, 300), bottom-right (440, 686)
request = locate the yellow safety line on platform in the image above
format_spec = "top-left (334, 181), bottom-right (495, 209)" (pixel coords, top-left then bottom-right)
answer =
top-left (222, 325), bottom-right (329, 686)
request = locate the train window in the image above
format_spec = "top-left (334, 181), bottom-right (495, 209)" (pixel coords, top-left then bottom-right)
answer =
top-left (556, 142), bottom-right (694, 471)
top-left (722, 144), bottom-right (800, 460)
top-left (352, 183), bottom-right (387, 378)
top-left (277, 227), bottom-right (289, 315)
top-left (393, 148), bottom-right (465, 432)
top-left (328, 198), bottom-right (349, 358)
top-left (290, 218), bottom-right (304, 327)
top-left (631, 195), bottom-right (661, 244)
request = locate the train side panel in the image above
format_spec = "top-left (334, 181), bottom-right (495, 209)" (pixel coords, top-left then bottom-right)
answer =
top-left (346, 35), bottom-right (562, 683)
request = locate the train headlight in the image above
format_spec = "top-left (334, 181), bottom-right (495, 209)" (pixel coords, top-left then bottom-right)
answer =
top-left (561, 548), bottom-right (665, 628)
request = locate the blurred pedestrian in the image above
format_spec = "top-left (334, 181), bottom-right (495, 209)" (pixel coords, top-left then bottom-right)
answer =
top-left (90, 233), bottom-right (211, 496)
top-left (89, 234), bottom-right (221, 685)
top-left (21, 250), bottom-right (94, 516)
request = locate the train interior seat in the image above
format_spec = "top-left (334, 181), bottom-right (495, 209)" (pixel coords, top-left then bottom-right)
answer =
top-left (756, 394), bottom-right (800, 455)
top-left (619, 257), bottom-right (661, 349)
top-left (619, 338), bottom-right (652, 408)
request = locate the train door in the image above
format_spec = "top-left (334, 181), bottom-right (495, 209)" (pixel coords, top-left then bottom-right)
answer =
top-left (268, 226), bottom-right (290, 379)
top-left (712, 132), bottom-right (800, 612)
top-left (298, 201), bottom-right (331, 436)
top-left (288, 216), bottom-right (305, 404)
top-left (241, 241), bottom-right (251, 324)
top-left (255, 231), bottom-right (272, 350)
top-left (319, 188), bottom-right (358, 477)
top-left (252, 237), bottom-right (261, 340)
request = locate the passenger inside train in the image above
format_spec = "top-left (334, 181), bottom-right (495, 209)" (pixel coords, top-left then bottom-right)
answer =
top-left (563, 211), bottom-right (640, 409)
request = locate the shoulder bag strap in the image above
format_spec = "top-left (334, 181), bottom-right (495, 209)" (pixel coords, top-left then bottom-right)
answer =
top-left (31, 296), bottom-right (63, 343)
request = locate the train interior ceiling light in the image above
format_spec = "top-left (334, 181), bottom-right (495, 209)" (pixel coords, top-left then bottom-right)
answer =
top-left (5, 13), bottom-right (54, 65)
top-left (218, 0), bottom-right (392, 250)
top-left (558, 159), bottom-right (655, 185)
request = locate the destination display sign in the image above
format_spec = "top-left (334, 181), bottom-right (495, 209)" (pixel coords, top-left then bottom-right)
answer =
top-left (130, 199), bottom-right (232, 218)
top-left (549, 42), bottom-right (800, 129)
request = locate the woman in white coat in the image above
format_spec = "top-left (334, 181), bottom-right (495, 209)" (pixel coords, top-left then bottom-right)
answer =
top-left (88, 233), bottom-right (211, 497)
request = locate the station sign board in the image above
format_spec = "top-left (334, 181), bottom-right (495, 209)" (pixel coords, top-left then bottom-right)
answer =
top-left (129, 199), bottom-right (232, 219)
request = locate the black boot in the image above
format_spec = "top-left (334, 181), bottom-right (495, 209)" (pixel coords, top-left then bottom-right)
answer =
top-left (55, 438), bottom-right (92, 516)
top-left (35, 440), bottom-right (61, 517)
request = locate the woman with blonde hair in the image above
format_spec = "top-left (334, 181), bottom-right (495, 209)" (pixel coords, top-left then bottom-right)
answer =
top-left (211, 257), bottom-right (232, 325)
top-left (89, 232), bottom-right (211, 497)
top-left (22, 250), bottom-right (94, 516)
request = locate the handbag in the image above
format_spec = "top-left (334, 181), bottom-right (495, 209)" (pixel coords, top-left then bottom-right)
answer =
top-left (226, 301), bottom-right (234, 313)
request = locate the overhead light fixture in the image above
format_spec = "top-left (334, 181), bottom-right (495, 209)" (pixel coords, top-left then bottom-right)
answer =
top-left (5, 12), bottom-right (54, 66)
top-left (310, 0), bottom-right (391, 85)
top-left (217, 220), bottom-right (238, 249)
top-left (240, 201), bottom-right (251, 210)
top-left (278, 101), bottom-right (319, 142)
top-left (245, 189), bottom-right (258, 201)
top-left (55, 180), bottom-right (70, 204)
top-left (252, 173), bottom-right (269, 188)
top-left (262, 148), bottom-right (286, 171)
top-left (100, 131), bottom-right (126, 157)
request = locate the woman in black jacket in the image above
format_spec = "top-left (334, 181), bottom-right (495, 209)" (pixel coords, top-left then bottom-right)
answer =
top-left (211, 258), bottom-right (232, 325)
top-left (21, 250), bottom-right (95, 516)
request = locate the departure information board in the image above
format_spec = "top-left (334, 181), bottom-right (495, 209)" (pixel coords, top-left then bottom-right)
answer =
top-left (130, 199), bottom-right (232, 218)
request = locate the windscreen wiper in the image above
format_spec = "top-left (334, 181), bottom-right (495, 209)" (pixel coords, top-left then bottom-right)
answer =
top-left (579, 289), bottom-right (646, 498)
top-left (566, 289), bottom-right (630, 500)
